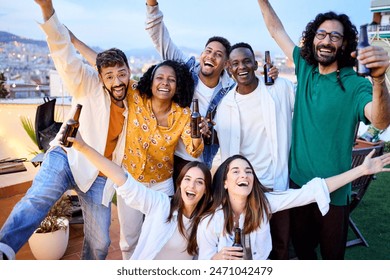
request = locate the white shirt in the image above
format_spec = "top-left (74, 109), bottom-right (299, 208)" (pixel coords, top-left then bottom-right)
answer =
top-left (115, 171), bottom-right (194, 260)
top-left (197, 178), bottom-right (331, 260)
top-left (40, 12), bottom-right (127, 198)
top-left (235, 90), bottom-right (274, 187)
top-left (214, 76), bottom-right (295, 191)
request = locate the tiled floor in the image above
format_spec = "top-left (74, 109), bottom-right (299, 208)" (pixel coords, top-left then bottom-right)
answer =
top-left (0, 193), bottom-right (122, 260)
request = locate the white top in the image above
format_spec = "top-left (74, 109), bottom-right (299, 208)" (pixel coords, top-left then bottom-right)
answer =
top-left (154, 216), bottom-right (192, 260)
top-left (214, 76), bottom-right (295, 191)
top-left (197, 178), bottom-right (331, 260)
top-left (115, 171), bottom-right (194, 260)
top-left (39, 12), bottom-right (127, 199)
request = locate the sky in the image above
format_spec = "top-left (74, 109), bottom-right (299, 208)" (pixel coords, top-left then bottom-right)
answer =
top-left (0, 0), bottom-right (374, 56)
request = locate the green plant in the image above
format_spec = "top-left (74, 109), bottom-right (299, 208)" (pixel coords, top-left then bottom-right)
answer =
top-left (35, 195), bottom-right (73, 233)
top-left (20, 115), bottom-right (43, 155)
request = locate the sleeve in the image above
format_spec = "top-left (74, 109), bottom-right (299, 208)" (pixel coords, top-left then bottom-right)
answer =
top-left (354, 78), bottom-right (373, 125)
top-left (197, 215), bottom-right (220, 260)
top-left (39, 12), bottom-right (99, 99)
top-left (268, 178), bottom-right (331, 215)
top-left (145, 4), bottom-right (190, 63)
top-left (115, 171), bottom-right (170, 215)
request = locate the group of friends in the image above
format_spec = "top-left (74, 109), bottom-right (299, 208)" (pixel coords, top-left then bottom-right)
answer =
top-left (1, 0), bottom-right (390, 260)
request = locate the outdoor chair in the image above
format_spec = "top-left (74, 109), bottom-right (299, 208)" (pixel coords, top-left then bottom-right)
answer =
top-left (346, 142), bottom-right (385, 247)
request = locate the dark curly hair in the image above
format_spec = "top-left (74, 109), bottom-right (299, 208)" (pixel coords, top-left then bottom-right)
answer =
top-left (96, 48), bottom-right (129, 74)
top-left (137, 60), bottom-right (194, 108)
top-left (230, 42), bottom-right (255, 58)
top-left (300, 11), bottom-right (358, 68)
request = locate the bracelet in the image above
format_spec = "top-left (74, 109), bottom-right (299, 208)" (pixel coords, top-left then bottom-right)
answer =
top-left (372, 75), bottom-right (386, 85)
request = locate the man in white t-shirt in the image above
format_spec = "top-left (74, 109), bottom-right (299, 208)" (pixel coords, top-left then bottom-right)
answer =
top-left (215, 42), bottom-right (295, 259)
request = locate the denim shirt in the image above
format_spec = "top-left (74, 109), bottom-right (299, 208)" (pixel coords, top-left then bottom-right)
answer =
top-left (185, 57), bottom-right (236, 168)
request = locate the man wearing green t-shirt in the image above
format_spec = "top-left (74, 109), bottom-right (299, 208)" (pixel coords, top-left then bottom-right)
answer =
top-left (257, 0), bottom-right (390, 259)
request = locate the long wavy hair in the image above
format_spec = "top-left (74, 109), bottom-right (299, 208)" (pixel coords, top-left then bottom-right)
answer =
top-left (166, 161), bottom-right (213, 256)
top-left (137, 60), bottom-right (194, 108)
top-left (202, 154), bottom-right (272, 236)
top-left (300, 11), bottom-right (358, 68)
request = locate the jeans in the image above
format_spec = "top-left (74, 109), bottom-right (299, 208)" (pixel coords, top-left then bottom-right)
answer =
top-left (0, 147), bottom-right (111, 260)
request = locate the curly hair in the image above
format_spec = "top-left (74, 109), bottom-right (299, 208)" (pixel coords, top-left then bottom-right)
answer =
top-left (137, 60), bottom-right (194, 108)
top-left (96, 48), bottom-right (129, 74)
top-left (300, 11), bottom-right (358, 68)
top-left (230, 42), bottom-right (255, 58)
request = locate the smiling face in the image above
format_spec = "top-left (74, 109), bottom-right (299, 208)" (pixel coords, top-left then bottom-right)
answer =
top-left (150, 65), bottom-right (177, 102)
top-left (313, 19), bottom-right (345, 67)
top-left (100, 64), bottom-right (130, 102)
top-left (180, 167), bottom-right (207, 212)
top-left (224, 158), bottom-right (254, 199)
top-left (229, 47), bottom-right (258, 93)
top-left (199, 41), bottom-right (228, 79)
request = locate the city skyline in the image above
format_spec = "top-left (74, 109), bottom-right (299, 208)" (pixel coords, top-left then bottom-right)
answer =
top-left (0, 0), bottom-right (373, 55)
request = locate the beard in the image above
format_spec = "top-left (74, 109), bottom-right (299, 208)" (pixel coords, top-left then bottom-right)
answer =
top-left (314, 44), bottom-right (343, 67)
top-left (103, 83), bottom-right (128, 102)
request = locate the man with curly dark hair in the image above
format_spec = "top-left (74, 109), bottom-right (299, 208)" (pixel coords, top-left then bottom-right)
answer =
top-left (257, 0), bottom-right (390, 259)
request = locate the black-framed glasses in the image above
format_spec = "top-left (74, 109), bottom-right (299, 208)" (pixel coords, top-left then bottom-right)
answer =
top-left (315, 30), bottom-right (344, 42)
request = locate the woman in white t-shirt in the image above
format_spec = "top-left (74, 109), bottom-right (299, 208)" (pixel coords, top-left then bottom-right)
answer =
top-left (197, 153), bottom-right (390, 260)
top-left (67, 132), bottom-right (212, 260)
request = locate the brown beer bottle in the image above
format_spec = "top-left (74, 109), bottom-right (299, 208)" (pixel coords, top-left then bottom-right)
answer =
top-left (357, 24), bottom-right (371, 77)
top-left (190, 99), bottom-right (201, 138)
top-left (203, 111), bottom-right (214, 145)
top-left (264, 51), bottom-right (274, 85)
top-left (232, 227), bottom-right (243, 250)
top-left (61, 104), bottom-right (82, 147)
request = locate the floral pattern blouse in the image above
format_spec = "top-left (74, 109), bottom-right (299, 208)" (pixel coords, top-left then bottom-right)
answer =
top-left (122, 81), bottom-right (203, 184)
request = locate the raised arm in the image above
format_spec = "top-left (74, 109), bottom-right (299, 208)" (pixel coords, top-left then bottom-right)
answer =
top-left (67, 27), bottom-right (98, 67)
top-left (69, 133), bottom-right (127, 186)
top-left (256, 0), bottom-right (295, 61)
top-left (145, 0), bottom-right (189, 62)
top-left (325, 149), bottom-right (390, 193)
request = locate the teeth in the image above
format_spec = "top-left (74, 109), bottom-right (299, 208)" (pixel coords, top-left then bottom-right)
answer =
top-left (186, 191), bottom-right (196, 197)
top-left (237, 181), bottom-right (249, 187)
top-left (238, 72), bottom-right (248, 76)
top-left (158, 88), bottom-right (169, 92)
top-left (205, 62), bottom-right (214, 67)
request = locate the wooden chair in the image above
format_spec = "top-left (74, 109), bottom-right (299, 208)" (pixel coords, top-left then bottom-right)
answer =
top-left (346, 142), bottom-right (385, 247)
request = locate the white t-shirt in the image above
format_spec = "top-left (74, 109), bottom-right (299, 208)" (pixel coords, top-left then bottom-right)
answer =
top-left (154, 216), bottom-right (192, 260)
top-left (234, 90), bottom-right (274, 188)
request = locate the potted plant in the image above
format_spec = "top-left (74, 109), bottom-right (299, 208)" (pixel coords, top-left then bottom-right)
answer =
top-left (28, 195), bottom-right (73, 260)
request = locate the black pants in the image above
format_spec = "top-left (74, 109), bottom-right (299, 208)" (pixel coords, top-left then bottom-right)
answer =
top-left (269, 209), bottom-right (291, 260)
top-left (289, 182), bottom-right (349, 260)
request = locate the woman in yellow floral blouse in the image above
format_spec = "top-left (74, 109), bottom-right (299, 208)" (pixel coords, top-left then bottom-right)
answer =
top-left (118, 60), bottom-right (206, 259)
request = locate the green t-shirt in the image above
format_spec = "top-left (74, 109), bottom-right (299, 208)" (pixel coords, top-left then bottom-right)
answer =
top-left (290, 46), bottom-right (372, 205)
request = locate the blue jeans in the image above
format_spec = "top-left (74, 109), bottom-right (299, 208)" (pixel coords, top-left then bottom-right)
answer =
top-left (0, 147), bottom-right (111, 260)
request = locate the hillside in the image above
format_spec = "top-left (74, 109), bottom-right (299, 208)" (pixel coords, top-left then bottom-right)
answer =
top-left (0, 31), bottom-right (47, 47)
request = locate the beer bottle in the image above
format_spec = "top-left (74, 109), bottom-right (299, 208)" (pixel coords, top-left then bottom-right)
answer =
top-left (357, 24), bottom-right (371, 77)
top-left (203, 111), bottom-right (214, 145)
top-left (190, 99), bottom-right (201, 138)
top-left (61, 104), bottom-right (82, 147)
top-left (232, 227), bottom-right (243, 250)
top-left (264, 51), bottom-right (274, 85)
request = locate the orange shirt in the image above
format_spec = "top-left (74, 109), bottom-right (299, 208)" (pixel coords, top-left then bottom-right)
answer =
top-left (123, 84), bottom-right (203, 184)
top-left (99, 102), bottom-right (126, 177)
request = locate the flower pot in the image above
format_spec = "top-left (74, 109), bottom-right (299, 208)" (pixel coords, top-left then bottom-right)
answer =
top-left (28, 218), bottom-right (69, 260)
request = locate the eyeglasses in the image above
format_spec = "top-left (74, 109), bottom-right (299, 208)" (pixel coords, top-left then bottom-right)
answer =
top-left (315, 30), bottom-right (344, 42)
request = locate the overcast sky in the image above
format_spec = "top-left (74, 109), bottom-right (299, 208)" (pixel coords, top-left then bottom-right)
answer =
top-left (0, 0), bottom-right (373, 55)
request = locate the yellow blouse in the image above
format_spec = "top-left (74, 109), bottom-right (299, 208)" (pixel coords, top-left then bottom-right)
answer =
top-left (123, 81), bottom-right (203, 184)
